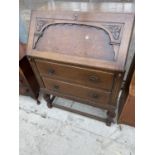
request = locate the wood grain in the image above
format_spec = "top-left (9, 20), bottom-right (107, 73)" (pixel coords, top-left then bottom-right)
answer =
top-left (35, 59), bottom-right (114, 91)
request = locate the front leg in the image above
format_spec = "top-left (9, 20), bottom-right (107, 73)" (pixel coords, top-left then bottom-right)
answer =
top-left (106, 110), bottom-right (116, 126)
top-left (37, 99), bottom-right (41, 105)
top-left (43, 94), bottom-right (56, 108)
top-left (36, 92), bottom-right (41, 105)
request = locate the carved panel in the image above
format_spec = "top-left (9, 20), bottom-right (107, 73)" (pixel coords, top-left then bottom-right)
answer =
top-left (33, 18), bottom-right (123, 61)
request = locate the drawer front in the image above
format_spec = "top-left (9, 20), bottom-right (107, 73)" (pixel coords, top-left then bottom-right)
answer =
top-left (43, 77), bottom-right (111, 107)
top-left (36, 59), bottom-right (114, 91)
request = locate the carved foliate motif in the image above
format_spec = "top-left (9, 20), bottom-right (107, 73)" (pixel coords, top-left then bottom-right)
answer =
top-left (36, 19), bottom-right (49, 32)
top-left (103, 24), bottom-right (122, 41)
top-left (106, 25), bottom-right (121, 40)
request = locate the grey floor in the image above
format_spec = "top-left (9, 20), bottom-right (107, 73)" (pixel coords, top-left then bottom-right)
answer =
top-left (19, 95), bottom-right (135, 155)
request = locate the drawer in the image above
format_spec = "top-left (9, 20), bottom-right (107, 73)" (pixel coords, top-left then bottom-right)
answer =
top-left (35, 59), bottom-right (114, 91)
top-left (43, 77), bottom-right (111, 107)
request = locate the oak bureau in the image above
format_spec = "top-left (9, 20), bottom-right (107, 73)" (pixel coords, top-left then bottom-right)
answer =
top-left (27, 11), bottom-right (134, 126)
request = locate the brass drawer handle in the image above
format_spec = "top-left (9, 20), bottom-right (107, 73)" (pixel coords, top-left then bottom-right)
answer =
top-left (53, 85), bottom-right (59, 91)
top-left (48, 69), bottom-right (55, 75)
top-left (91, 93), bottom-right (99, 99)
top-left (89, 75), bottom-right (99, 83)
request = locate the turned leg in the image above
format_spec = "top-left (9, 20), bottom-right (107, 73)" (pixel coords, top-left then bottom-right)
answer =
top-left (37, 99), bottom-right (40, 105)
top-left (43, 94), bottom-right (52, 108)
top-left (106, 110), bottom-right (116, 126)
top-left (50, 95), bottom-right (56, 103)
top-left (36, 92), bottom-right (41, 105)
top-left (43, 94), bottom-right (56, 108)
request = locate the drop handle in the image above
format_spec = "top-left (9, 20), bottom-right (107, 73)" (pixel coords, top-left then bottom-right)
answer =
top-left (48, 69), bottom-right (55, 75)
top-left (89, 75), bottom-right (99, 83)
top-left (91, 93), bottom-right (99, 99)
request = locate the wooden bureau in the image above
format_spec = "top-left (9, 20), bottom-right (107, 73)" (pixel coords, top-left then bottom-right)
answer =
top-left (27, 11), bottom-right (134, 126)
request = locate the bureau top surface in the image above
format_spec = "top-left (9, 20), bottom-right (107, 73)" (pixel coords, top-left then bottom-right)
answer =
top-left (27, 11), bottom-right (134, 71)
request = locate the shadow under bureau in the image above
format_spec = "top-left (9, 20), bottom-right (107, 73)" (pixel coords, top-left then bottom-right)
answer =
top-left (27, 11), bottom-right (134, 126)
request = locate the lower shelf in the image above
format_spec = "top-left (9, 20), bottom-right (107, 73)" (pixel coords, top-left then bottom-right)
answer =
top-left (52, 97), bottom-right (110, 123)
top-left (42, 92), bottom-right (117, 126)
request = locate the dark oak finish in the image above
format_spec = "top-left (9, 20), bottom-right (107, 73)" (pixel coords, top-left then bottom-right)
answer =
top-left (106, 110), bottom-right (116, 126)
top-left (118, 54), bottom-right (135, 126)
top-left (19, 56), bottom-right (40, 103)
top-left (43, 77), bottom-right (111, 108)
top-left (43, 94), bottom-right (56, 108)
top-left (119, 71), bottom-right (135, 126)
top-left (27, 11), bottom-right (134, 126)
top-left (35, 59), bottom-right (114, 91)
top-left (19, 68), bottom-right (32, 97)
